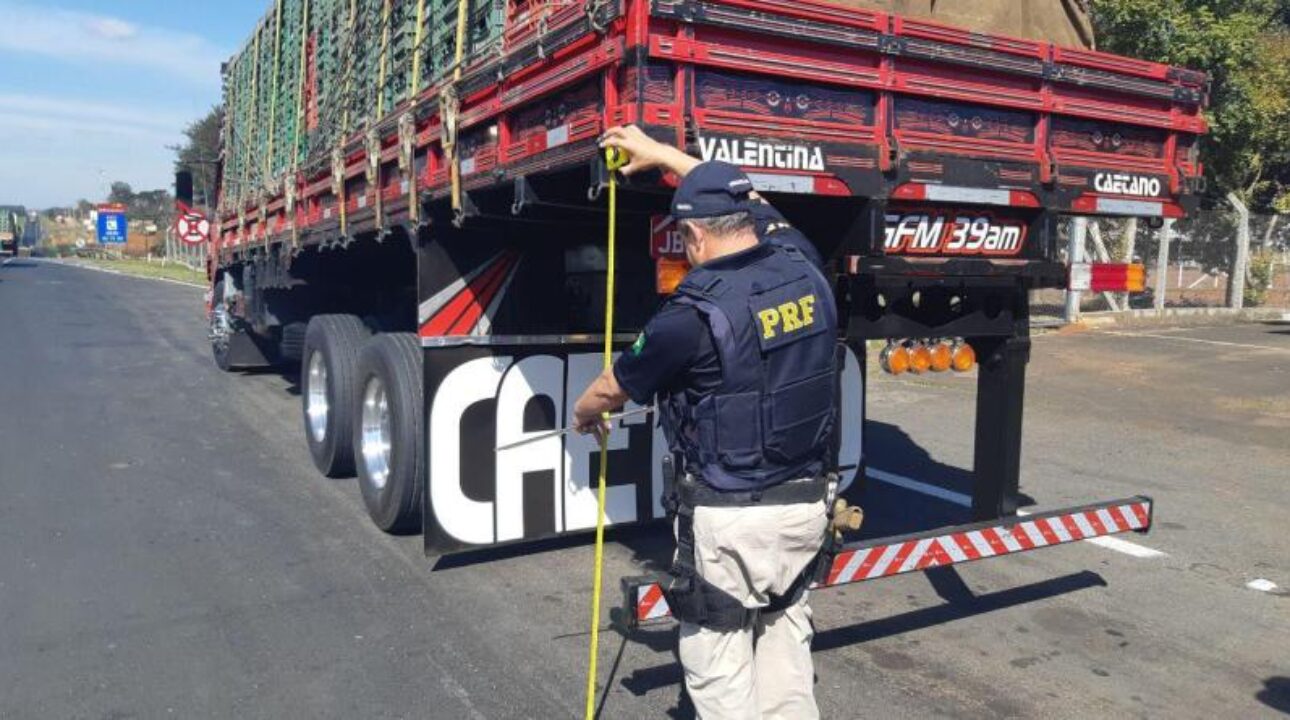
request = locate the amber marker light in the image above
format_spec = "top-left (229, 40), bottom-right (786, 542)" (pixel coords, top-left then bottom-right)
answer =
top-left (879, 342), bottom-right (911, 375)
top-left (910, 342), bottom-right (933, 374)
top-left (951, 341), bottom-right (976, 372)
top-left (655, 258), bottom-right (690, 295)
top-left (930, 341), bottom-right (953, 372)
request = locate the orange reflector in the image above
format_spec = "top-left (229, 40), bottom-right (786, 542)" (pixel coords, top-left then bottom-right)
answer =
top-left (655, 258), bottom-right (690, 295)
top-left (951, 342), bottom-right (976, 372)
top-left (910, 343), bottom-right (932, 374)
top-left (930, 342), bottom-right (953, 372)
top-left (1090, 263), bottom-right (1147, 293)
top-left (880, 343), bottom-right (910, 375)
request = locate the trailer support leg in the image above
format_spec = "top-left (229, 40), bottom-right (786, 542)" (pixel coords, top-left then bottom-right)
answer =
top-left (969, 330), bottom-right (1030, 522)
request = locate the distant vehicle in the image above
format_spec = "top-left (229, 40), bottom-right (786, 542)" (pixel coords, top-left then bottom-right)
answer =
top-left (0, 205), bottom-right (25, 255)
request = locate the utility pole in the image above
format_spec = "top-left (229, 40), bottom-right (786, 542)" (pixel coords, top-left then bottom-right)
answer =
top-left (1226, 192), bottom-right (1250, 309)
top-left (1155, 219), bottom-right (1173, 313)
top-left (1065, 216), bottom-right (1088, 323)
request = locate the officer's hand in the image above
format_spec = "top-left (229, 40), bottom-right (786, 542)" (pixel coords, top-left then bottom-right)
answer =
top-left (574, 412), bottom-right (612, 442)
top-left (600, 125), bottom-right (699, 178)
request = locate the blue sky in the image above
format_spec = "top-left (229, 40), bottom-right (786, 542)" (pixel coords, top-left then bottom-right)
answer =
top-left (0, 0), bottom-right (270, 208)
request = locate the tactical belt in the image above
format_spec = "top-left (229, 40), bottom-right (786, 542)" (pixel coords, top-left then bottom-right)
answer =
top-left (662, 472), bottom-right (833, 632)
top-left (677, 474), bottom-right (828, 508)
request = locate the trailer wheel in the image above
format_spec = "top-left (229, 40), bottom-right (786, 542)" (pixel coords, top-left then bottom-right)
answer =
top-left (302, 315), bottom-right (371, 477)
top-left (353, 333), bottom-right (423, 534)
top-left (210, 281), bottom-right (236, 372)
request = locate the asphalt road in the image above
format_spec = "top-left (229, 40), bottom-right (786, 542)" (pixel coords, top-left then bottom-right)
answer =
top-left (1, 258), bottom-right (1287, 718)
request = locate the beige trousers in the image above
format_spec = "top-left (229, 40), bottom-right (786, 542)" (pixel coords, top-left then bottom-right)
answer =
top-left (677, 499), bottom-right (828, 720)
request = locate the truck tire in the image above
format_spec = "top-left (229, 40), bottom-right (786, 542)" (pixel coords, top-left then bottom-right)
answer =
top-left (353, 333), bottom-right (423, 534)
top-left (210, 281), bottom-right (236, 372)
top-left (302, 315), bottom-right (371, 477)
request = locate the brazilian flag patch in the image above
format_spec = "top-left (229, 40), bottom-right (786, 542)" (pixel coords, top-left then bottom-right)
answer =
top-left (630, 332), bottom-right (646, 356)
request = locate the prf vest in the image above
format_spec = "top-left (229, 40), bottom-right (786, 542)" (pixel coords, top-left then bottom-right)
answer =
top-left (661, 243), bottom-right (839, 492)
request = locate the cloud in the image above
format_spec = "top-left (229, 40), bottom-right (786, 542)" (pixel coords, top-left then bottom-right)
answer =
top-left (87, 17), bottom-right (139, 41)
top-left (0, 94), bottom-right (190, 136)
top-left (0, 94), bottom-right (192, 207)
top-left (0, 2), bottom-right (227, 86)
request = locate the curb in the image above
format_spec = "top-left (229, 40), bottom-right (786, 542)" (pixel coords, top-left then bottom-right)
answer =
top-left (1075, 307), bottom-right (1290, 329)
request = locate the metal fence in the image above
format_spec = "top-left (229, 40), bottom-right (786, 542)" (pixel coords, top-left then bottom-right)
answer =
top-left (1034, 210), bottom-right (1289, 321)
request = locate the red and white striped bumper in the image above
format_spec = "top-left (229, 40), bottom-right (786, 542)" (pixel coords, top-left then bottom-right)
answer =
top-left (622, 496), bottom-right (1153, 627)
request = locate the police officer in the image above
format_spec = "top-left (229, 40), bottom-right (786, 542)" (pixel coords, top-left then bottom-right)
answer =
top-left (574, 126), bottom-right (838, 719)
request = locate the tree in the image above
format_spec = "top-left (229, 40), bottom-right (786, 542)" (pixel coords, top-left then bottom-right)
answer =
top-left (1092, 0), bottom-right (1290, 211)
top-left (108, 181), bottom-right (135, 207)
top-left (1094, 1), bottom-right (1290, 307)
top-left (171, 106), bottom-right (224, 210)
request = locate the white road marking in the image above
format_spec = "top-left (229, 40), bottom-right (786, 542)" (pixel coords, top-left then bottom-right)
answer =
top-left (1246, 578), bottom-right (1279, 593)
top-left (866, 468), bottom-right (972, 507)
top-left (866, 467), bottom-right (1168, 559)
top-left (1101, 330), bottom-right (1290, 354)
top-left (1082, 535), bottom-right (1168, 558)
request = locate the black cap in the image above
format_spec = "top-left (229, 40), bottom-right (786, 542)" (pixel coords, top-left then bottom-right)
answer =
top-left (671, 161), bottom-right (755, 220)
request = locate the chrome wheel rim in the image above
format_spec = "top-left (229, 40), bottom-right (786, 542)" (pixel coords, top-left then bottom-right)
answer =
top-left (209, 300), bottom-right (231, 355)
top-left (306, 352), bottom-right (329, 443)
top-left (360, 376), bottom-right (392, 490)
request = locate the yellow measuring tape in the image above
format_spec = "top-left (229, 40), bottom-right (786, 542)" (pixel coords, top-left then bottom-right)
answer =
top-left (584, 146), bottom-right (629, 720)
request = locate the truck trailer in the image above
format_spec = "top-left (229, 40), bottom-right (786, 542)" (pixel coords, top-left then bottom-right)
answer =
top-left (0, 206), bottom-right (24, 256)
top-left (197, 0), bottom-right (1206, 589)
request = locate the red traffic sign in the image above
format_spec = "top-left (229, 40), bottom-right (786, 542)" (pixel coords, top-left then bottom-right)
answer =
top-left (175, 207), bottom-right (210, 246)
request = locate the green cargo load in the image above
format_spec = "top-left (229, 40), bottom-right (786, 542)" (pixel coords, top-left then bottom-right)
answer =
top-left (220, 0), bottom-right (506, 205)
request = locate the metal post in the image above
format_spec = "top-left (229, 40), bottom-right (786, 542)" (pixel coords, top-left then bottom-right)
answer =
top-left (1155, 218), bottom-right (1173, 313)
top-left (1065, 216), bottom-right (1087, 322)
top-left (1120, 217), bottom-right (1138, 312)
top-left (1227, 192), bottom-right (1250, 309)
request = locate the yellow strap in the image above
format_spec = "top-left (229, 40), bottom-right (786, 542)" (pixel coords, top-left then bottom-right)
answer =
top-left (377, 0), bottom-right (392, 118)
top-left (584, 147), bottom-right (628, 720)
top-left (291, 0), bottom-right (310, 247)
top-left (448, 0), bottom-right (469, 214)
top-left (267, 0), bottom-right (283, 180)
top-left (247, 25), bottom-right (261, 198)
top-left (407, 0), bottom-right (428, 223)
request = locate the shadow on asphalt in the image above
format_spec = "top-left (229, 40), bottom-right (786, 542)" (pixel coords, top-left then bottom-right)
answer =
top-left (614, 569), bottom-right (1108, 707)
top-left (429, 522), bottom-right (666, 572)
top-left (0, 260), bottom-right (39, 269)
top-left (1258, 676), bottom-right (1290, 715)
top-left (236, 367), bottom-right (302, 397)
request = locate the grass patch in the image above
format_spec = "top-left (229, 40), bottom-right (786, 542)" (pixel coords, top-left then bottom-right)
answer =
top-left (71, 256), bottom-right (207, 286)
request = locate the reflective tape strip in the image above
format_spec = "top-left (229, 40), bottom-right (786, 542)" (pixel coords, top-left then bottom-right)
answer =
top-left (967, 530), bottom-right (997, 558)
top-left (746, 172), bottom-right (817, 194)
top-left (940, 535), bottom-right (969, 563)
top-left (1022, 521), bottom-right (1050, 548)
top-left (1097, 198), bottom-right (1164, 216)
top-left (636, 584), bottom-right (670, 622)
top-left (924, 184), bottom-right (1012, 206)
top-left (1097, 508), bottom-right (1123, 533)
top-left (1072, 512), bottom-right (1098, 538)
top-left (897, 538), bottom-right (934, 574)
top-left (1045, 516), bottom-right (1073, 543)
